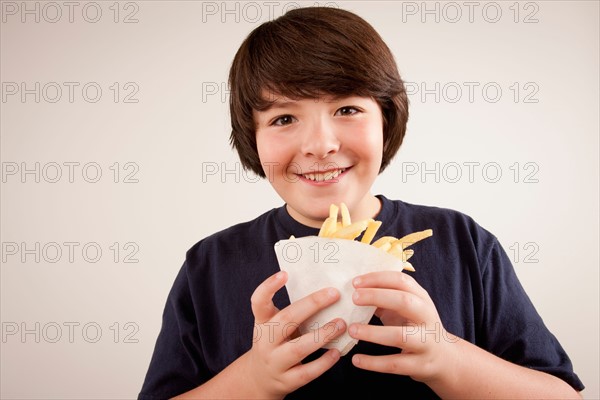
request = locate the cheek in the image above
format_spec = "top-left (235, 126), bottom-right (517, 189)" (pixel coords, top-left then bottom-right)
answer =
top-left (256, 135), bottom-right (288, 179)
top-left (256, 132), bottom-right (275, 161)
top-left (255, 135), bottom-right (273, 176)
top-left (370, 120), bottom-right (385, 156)
top-left (348, 121), bottom-right (384, 159)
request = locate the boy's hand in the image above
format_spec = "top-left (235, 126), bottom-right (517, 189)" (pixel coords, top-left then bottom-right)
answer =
top-left (346, 270), bottom-right (583, 399)
top-left (348, 270), bottom-right (454, 384)
top-left (246, 270), bottom-right (346, 399)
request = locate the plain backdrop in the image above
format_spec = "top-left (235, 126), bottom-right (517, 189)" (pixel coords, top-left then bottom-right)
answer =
top-left (1, 1), bottom-right (598, 398)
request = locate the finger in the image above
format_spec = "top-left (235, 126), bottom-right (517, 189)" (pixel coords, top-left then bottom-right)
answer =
top-left (352, 352), bottom-right (419, 376)
top-left (352, 288), bottom-right (428, 323)
top-left (273, 287), bottom-right (341, 330)
top-left (282, 318), bottom-right (346, 363)
top-left (282, 319), bottom-right (346, 385)
top-left (375, 307), bottom-right (411, 329)
top-left (286, 348), bottom-right (341, 389)
top-left (250, 271), bottom-right (287, 324)
top-left (353, 271), bottom-right (429, 298)
top-left (348, 323), bottom-right (428, 351)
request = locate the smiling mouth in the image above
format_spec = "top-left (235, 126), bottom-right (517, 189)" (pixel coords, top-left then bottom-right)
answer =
top-left (300, 168), bottom-right (347, 182)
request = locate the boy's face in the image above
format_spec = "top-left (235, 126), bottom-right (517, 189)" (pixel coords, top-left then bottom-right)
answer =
top-left (254, 94), bottom-right (384, 228)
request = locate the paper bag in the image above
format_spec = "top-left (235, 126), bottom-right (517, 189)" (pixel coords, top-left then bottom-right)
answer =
top-left (274, 236), bottom-right (407, 356)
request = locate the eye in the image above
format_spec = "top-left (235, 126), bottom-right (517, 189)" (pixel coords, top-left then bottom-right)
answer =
top-left (270, 115), bottom-right (296, 126)
top-left (335, 106), bottom-right (360, 116)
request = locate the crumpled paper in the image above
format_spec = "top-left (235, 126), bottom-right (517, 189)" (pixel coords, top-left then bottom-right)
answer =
top-left (274, 236), bottom-right (408, 356)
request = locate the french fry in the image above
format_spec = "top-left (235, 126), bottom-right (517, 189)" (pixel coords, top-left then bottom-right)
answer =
top-left (340, 202), bottom-right (351, 227)
top-left (389, 245), bottom-right (415, 271)
top-left (318, 217), bottom-right (337, 237)
top-left (379, 242), bottom-right (392, 252)
top-left (372, 236), bottom-right (397, 248)
top-left (329, 204), bottom-right (339, 221)
top-left (396, 229), bottom-right (433, 249)
top-left (314, 203), bottom-right (433, 271)
top-left (403, 261), bottom-right (415, 272)
top-left (360, 219), bottom-right (382, 244)
top-left (388, 243), bottom-right (404, 258)
top-left (332, 220), bottom-right (369, 240)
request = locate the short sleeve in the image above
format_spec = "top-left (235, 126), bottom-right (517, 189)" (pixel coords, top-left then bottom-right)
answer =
top-left (138, 262), bottom-right (208, 399)
top-left (480, 238), bottom-right (584, 391)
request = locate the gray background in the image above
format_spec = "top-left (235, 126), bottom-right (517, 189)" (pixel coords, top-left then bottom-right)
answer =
top-left (1, 1), bottom-right (598, 398)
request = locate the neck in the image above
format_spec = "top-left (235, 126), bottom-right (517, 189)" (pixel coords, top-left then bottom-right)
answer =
top-left (287, 194), bottom-right (382, 229)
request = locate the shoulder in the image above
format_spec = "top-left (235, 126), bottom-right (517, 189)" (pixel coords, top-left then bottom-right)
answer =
top-left (379, 196), bottom-right (501, 268)
top-left (183, 207), bottom-right (280, 267)
top-left (386, 196), bottom-right (494, 241)
top-left (186, 207), bottom-right (277, 256)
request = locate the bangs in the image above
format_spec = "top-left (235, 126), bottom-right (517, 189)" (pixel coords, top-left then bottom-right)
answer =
top-left (252, 83), bottom-right (367, 112)
top-left (240, 14), bottom-right (392, 112)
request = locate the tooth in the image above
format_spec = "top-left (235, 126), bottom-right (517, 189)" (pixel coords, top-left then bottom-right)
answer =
top-left (303, 169), bottom-right (347, 182)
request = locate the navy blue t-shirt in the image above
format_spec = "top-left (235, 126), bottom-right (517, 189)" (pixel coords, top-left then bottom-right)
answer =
top-left (139, 195), bottom-right (584, 398)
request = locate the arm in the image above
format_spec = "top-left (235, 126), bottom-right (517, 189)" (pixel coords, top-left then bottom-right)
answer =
top-left (173, 271), bottom-right (346, 399)
top-left (348, 271), bottom-right (582, 399)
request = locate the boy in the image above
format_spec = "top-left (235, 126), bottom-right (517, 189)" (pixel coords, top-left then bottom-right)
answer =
top-left (139, 7), bottom-right (584, 399)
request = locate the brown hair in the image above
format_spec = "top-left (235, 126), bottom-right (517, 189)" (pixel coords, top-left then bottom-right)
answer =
top-left (228, 6), bottom-right (409, 178)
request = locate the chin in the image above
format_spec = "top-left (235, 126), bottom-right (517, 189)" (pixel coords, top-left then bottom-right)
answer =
top-left (307, 198), bottom-right (345, 219)
top-left (302, 205), bottom-right (330, 221)
top-left (286, 200), bottom-right (327, 222)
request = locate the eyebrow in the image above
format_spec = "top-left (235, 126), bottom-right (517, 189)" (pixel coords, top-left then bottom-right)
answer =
top-left (258, 100), bottom-right (296, 113)
top-left (258, 95), bottom-right (349, 113)
top-left (253, 96), bottom-right (365, 125)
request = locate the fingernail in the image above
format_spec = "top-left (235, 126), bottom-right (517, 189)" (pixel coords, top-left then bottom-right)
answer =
top-left (352, 354), bottom-right (361, 366)
top-left (348, 324), bottom-right (357, 336)
top-left (352, 291), bottom-right (360, 302)
top-left (353, 277), bottom-right (362, 286)
top-left (329, 349), bottom-right (341, 361)
top-left (335, 319), bottom-right (345, 331)
top-left (327, 288), bottom-right (338, 298)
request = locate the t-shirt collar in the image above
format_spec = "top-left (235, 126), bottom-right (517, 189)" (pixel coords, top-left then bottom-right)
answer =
top-left (275, 194), bottom-right (393, 238)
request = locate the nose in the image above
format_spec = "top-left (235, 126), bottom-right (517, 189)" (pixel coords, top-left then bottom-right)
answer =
top-left (300, 116), bottom-right (340, 159)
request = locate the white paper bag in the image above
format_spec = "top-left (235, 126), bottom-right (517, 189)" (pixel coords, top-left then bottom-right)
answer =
top-left (274, 237), bottom-right (407, 356)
